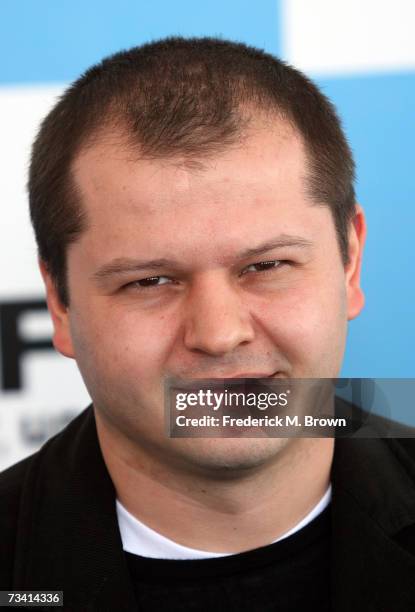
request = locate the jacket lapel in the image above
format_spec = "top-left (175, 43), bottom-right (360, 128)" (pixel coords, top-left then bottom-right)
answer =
top-left (331, 437), bottom-right (415, 611)
top-left (14, 406), bottom-right (137, 610)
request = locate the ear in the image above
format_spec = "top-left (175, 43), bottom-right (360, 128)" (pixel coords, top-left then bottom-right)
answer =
top-left (39, 259), bottom-right (75, 358)
top-left (345, 204), bottom-right (367, 320)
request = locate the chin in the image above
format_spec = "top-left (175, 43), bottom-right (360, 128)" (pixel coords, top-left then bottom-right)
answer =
top-left (173, 437), bottom-right (293, 476)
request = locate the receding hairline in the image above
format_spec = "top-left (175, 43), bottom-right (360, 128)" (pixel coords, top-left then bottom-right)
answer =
top-left (71, 106), bottom-right (303, 184)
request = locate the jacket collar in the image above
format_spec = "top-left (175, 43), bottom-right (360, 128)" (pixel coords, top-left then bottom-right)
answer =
top-left (15, 405), bottom-right (415, 610)
top-left (331, 435), bottom-right (415, 611)
top-left (15, 407), bottom-right (137, 610)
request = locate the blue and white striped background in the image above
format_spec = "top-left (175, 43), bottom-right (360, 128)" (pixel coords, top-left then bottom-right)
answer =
top-left (1, 0), bottom-right (414, 469)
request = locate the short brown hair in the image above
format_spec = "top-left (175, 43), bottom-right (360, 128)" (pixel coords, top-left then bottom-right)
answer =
top-left (29, 36), bottom-right (356, 307)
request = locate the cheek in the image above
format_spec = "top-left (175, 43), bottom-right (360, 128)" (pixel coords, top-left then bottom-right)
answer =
top-left (70, 303), bottom-right (179, 388)
top-left (256, 279), bottom-right (348, 368)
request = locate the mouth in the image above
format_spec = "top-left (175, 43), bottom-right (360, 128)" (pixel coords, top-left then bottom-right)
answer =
top-left (168, 371), bottom-right (286, 394)
top-left (217, 371), bottom-right (278, 379)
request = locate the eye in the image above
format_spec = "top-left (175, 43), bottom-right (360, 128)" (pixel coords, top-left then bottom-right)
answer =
top-left (242, 260), bottom-right (286, 274)
top-left (124, 276), bottom-right (172, 290)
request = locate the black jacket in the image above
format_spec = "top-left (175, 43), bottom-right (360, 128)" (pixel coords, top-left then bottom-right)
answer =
top-left (1, 405), bottom-right (415, 611)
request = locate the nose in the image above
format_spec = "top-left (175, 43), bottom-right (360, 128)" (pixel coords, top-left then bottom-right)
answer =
top-left (183, 274), bottom-right (255, 356)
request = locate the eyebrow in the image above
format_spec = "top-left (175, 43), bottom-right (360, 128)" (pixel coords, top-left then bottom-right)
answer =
top-left (91, 234), bottom-right (313, 283)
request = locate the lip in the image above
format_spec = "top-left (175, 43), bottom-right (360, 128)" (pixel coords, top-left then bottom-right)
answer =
top-left (217, 372), bottom-right (276, 379)
top-left (171, 371), bottom-right (284, 381)
top-left (167, 371), bottom-right (285, 391)
top-left (168, 371), bottom-right (287, 394)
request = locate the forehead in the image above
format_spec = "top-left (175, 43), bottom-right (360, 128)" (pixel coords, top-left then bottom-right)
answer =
top-left (70, 120), bottom-right (331, 265)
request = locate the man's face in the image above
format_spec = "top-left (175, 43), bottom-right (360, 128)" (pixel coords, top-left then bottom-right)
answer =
top-left (43, 119), bottom-right (365, 472)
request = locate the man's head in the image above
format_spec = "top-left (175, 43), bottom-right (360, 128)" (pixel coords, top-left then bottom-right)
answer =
top-left (30, 36), bottom-right (357, 309)
top-left (30, 37), bottom-right (366, 472)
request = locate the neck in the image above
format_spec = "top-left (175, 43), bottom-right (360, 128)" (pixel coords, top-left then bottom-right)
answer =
top-left (95, 411), bottom-right (334, 553)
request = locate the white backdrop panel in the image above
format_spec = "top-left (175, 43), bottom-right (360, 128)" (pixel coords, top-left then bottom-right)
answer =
top-left (282, 0), bottom-right (415, 74)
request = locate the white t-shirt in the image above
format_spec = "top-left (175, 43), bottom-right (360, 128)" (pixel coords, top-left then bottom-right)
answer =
top-left (116, 484), bottom-right (332, 560)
